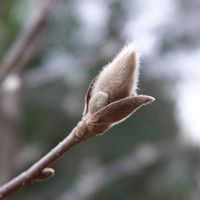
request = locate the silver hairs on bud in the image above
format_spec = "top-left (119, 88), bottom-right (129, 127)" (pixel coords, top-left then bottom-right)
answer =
top-left (92, 44), bottom-right (140, 103)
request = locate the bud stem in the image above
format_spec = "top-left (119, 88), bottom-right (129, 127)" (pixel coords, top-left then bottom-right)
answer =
top-left (0, 127), bottom-right (84, 199)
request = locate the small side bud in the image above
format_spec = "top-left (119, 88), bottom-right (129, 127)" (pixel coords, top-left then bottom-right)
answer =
top-left (36, 168), bottom-right (55, 182)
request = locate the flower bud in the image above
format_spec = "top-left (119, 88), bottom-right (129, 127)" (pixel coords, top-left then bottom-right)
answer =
top-left (92, 44), bottom-right (139, 103)
top-left (80, 43), bottom-right (155, 137)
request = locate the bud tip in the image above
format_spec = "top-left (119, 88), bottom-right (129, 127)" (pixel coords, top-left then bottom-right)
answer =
top-left (144, 96), bottom-right (155, 104)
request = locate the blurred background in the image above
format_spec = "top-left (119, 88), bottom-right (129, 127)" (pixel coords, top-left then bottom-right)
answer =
top-left (0, 0), bottom-right (200, 199)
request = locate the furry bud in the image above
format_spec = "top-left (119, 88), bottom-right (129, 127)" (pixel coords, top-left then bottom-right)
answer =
top-left (92, 44), bottom-right (139, 103)
top-left (80, 43), bottom-right (155, 137)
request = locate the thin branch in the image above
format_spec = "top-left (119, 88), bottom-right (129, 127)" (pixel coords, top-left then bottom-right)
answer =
top-left (0, 127), bottom-right (83, 199)
top-left (0, 0), bottom-right (58, 84)
top-left (0, 0), bottom-right (61, 197)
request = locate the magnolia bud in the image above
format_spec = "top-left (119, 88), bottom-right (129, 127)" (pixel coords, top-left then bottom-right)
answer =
top-left (92, 44), bottom-right (139, 103)
top-left (80, 43), bottom-right (155, 137)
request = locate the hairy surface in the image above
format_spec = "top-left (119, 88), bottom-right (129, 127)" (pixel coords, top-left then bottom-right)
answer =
top-left (92, 44), bottom-right (140, 103)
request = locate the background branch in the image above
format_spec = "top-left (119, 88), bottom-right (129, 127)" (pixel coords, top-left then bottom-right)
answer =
top-left (0, 0), bottom-right (58, 83)
top-left (0, 0), bottom-right (61, 197)
top-left (0, 75), bottom-right (22, 184)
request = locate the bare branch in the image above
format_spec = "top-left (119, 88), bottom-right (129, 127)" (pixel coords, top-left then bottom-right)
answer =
top-left (0, 75), bottom-right (22, 184)
top-left (0, 0), bottom-right (58, 83)
top-left (0, 127), bottom-right (83, 199)
top-left (0, 0), bottom-right (61, 197)
top-left (0, 35), bottom-right (155, 199)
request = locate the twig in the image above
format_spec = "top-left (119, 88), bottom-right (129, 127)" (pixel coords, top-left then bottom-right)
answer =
top-left (0, 127), bottom-right (83, 199)
top-left (0, 39), bottom-right (155, 199)
top-left (0, 0), bottom-right (58, 84)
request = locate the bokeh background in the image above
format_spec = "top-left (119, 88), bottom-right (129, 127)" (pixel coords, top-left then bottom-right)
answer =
top-left (0, 0), bottom-right (200, 199)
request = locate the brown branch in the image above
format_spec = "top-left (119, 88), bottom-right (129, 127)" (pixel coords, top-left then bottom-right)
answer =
top-left (0, 0), bottom-right (58, 83)
top-left (0, 127), bottom-right (83, 199)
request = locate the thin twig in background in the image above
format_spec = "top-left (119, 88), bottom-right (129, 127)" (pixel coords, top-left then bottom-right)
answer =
top-left (0, 0), bottom-right (58, 83)
top-left (0, 75), bottom-right (22, 184)
top-left (0, 0), bottom-right (60, 197)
